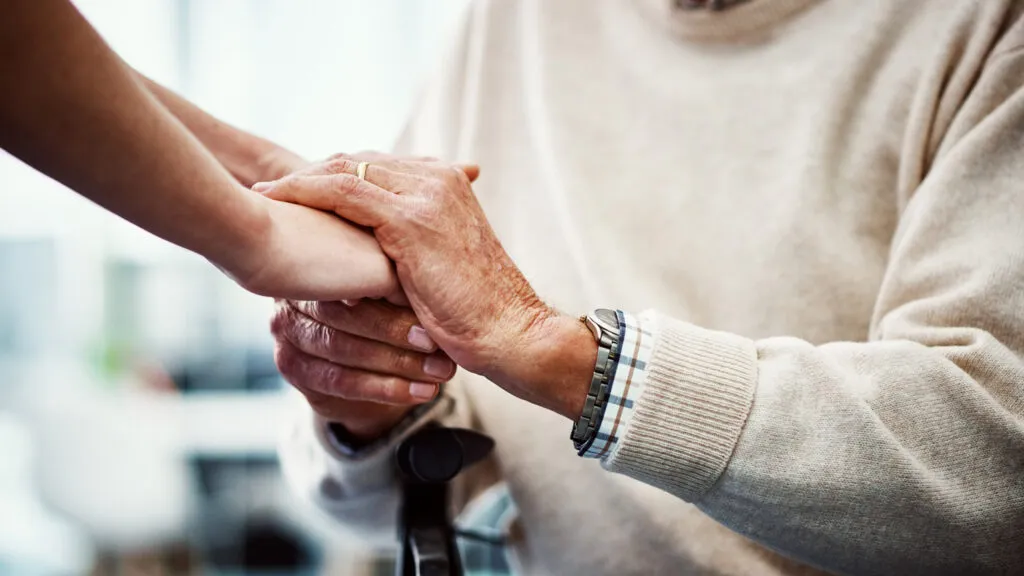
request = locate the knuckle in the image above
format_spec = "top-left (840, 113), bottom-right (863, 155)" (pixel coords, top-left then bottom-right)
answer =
top-left (311, 320), bottom-right (344, 356)
top-left (273, 341), bottom-right (301, 380)
top-left (294, 300), bottom-right (331, 325)
top-left (271, 304), bottom-right (306, 343)
top-left (383, 347), bottom-right (414, 374)
top-left (321, 364), bottom-right (355, 397)
top-left (325, 157), bottom-right (354, 175)
top-left (276, 305), bottom-right (342, 357)
top-left (329, 173), bottom-right (359, 195)
top-left (353, 375), bottom-right (402, 403)
top-left (290, 314), bottom-right (318, 345)
top-left (376, 377), bottom-right (406, 403)
top-left (269, 305), bottom-right (289, 338)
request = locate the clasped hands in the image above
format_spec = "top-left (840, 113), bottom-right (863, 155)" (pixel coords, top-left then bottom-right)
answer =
top-left (255, 153), bottom-right (596, 440)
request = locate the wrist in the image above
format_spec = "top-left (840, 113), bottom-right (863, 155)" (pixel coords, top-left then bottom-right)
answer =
top-left (209, 189), bottom-right (274, 284)
top-left (489, 308), bottom-right (596, 421)
top-left (335, 408), bottom-right (412, 442)
top-left (327, 418), bottom-right (402, 455)
top-left (318, 399), bottom-right (446, 459)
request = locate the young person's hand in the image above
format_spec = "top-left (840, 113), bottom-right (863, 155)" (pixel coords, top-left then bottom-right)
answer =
top-left (222, 195), bottom-right (403, 303)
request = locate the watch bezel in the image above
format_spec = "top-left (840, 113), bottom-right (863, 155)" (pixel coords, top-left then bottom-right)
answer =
top-left (585, 308), bottom-right (619, 341)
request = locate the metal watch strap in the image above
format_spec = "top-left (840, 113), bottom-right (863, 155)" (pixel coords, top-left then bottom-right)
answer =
top-left (571, 309), bottom-right (621, 451)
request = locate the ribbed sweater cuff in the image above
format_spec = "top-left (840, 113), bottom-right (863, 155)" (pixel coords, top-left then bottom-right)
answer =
top-left (605, 314), bottom-right (758, 502)
top-left (313, 396), bottom-right (452, 496)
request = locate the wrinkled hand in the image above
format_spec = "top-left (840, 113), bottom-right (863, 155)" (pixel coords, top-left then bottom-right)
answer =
top-left (271, 298), bottom-right (456, 439)
top-left (256, 155), bottom-right (594, 419)
top-left (234, 152), bottom-right (478, 303)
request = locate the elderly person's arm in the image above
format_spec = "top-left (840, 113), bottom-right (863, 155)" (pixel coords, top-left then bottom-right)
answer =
top-left (259, 45), bottom-right (1024, 574)
top-left (0, 0), bottom-right (397, 302)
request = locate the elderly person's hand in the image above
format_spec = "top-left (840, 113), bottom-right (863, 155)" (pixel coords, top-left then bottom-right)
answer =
top-left (264, 152), bottom-right (484, 439)
top-left (256, 157), bottom-right (595, 421)
top-left (271, 298), bottom-right (457, 439)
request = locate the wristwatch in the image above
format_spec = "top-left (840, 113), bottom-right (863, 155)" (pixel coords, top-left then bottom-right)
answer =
top-left (570, 308), bottom-right (622, 452)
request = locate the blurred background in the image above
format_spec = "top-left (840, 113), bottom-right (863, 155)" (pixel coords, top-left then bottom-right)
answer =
top-left (0, 1), bottom-right (468, 574)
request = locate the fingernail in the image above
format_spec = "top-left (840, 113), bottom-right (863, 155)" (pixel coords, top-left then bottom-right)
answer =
top-left (407, 326), bottom-right (436, 352)
top-left (409, 382), bottom-right (437, 400)
top-left (251, 182), bottom-right (271, 192)
top-left (423, 354), bottom-right (454, 379)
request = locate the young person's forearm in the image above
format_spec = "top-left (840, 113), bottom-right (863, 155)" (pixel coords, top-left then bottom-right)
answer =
top-left (138, 76), bottom-right (307, 186)
top-left (0, 0), bottom-right (267, 277)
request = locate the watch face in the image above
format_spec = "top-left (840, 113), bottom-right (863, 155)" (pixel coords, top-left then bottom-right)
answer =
top-left (590, 308), bottom-right (619, 336)
top-left (595, 308), bottom-right (618, 326)
top-left (585, 309), bottom-right (619, 340)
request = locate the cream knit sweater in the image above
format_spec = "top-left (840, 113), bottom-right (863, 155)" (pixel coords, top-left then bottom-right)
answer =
top-left (280, 0), bottom-right (1024, 574)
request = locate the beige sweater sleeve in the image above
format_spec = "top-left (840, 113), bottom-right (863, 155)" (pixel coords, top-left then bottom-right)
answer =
top-left (606, 48), bottom-right (1024, 574)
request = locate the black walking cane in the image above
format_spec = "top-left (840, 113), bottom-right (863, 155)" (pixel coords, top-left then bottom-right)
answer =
top-left (395, 424), bottom-right (495, 576)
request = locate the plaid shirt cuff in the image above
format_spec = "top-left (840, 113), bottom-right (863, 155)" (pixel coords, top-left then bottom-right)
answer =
top-left (580, 309), bottom-right (658, 461)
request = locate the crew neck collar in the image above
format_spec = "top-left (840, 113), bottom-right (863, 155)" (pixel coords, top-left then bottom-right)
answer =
top-left (632, 0), bottom-right (820, 43)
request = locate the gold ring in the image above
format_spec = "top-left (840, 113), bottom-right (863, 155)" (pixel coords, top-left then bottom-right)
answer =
top-left (356, 161), bottom-right (369, 181)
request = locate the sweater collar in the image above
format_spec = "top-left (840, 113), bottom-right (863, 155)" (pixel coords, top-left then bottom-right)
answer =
top-left (632, 0), bottom-right (821, 43)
